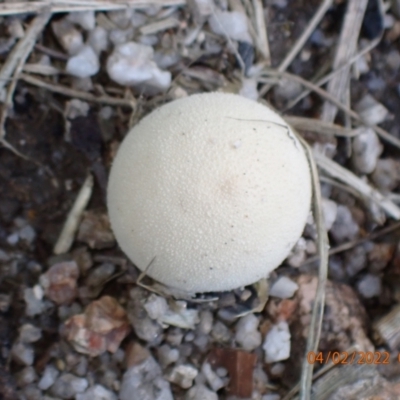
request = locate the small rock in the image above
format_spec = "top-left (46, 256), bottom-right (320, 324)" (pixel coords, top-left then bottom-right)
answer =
top-left (72, 246), bottom-right (93, 273)
top-left (166, 328), bottom-right (184, 346)
top-left (144, 294), bottom-right (169, 320)
top-left (123, 343), bottom-right (148, 370)
top-left (38, 365), bottom-right (60, 390)
top-left (262, 395), bottom-right (281, 400)
top-left (86, 263), bottom-right (115, 287)
top-left (208, 10), bottom-right (252, 43)
top-left (194, 334), bottom-right (209, 351)
top-left (355, 54), bottom-right (370, 74)
top-left (77, 211), bottom-right (115, 249)
top-left (357, 274), bottom-right (382, 298)
top-left (52, 18), bottom-right (83, 54)
top-left (109, 27), bottom-right (135, 46)
top-left (19, 225), bottom-right (36, 244)
top-left (263, 321), bottom-right (291, 363)
top-left (106, 42), bottom-right (171, 94)
top-left (64, 296), bottom-right (130, 357)
top-left (239, 78), bottom-right (258, 101)
top-left (0, 293), bottom-right (11, 312)
top-left (368, 243), bottom-right (396, 272)
top-left (201, 362), bottom-right (225, 392)
top-left (273, 78), bottom-right (302, 103)
top-left (128, 288), bottom-right (163, 343)
top-left (166, 364), bottom-right (198, 389)
top-left (15, 366), bottom-right (37, 387)
top-left (185, 384), bottom-right (218, 400)
top-left (65, 98), bottom-right (90, 119)
top-left (107, 8), bottom-right (134, 29)
top-left (286, 237), bottom-right (307, 267)
top-left (67, 11), bottom-right (96, 31)
top-left (355, 94), bottom-right (389, 125)
top-left (270, 276), bottom-right (299, 299)
top-left (161, 302), bottom-right (199, 330)
top-left (11, 342), bottom-right (34, 366)
top-left (21, 385), bottom-right (42, 400)
top-left (345, 245), bottom-right (368, 277)
top-left (157, 344), bottom-right (180, 367)
top-left (40, 261), bottom-right (79, 305)
top-left (352, 127), bottom-right (383, 174)
top-left (371, 158), bottom-right (400, 192)
top-left (19, 324), bottom-right (42, 343)
top-left (7, 232), bottom-right (19, 245)
top-left (119, 357), bottom-right (173, 400)
top-left (330, 205), bottom-right (359, 243)
top-left (188, 0), bottom-right (214, 23)
top-left (50, 373), bottom-right (88, 399)
top-left (66, 45), bottom-right (100, 78)
top-left (198, 310), bottom-right (213, 335)
top-left (88, 26), bottom-right (109, 55)
top-left (211, 321), bottom-right (231, 343)
top-left (386, 50), bottom-right (400, 70)
top-left (76, 384), bottom-right (117, 400)
top-left (235, 314), bottom-right (262, 351)
top-left (321, 198), bottom-right (338, 231)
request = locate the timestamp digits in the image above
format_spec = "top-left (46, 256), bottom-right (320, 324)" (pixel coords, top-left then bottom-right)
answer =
top-left (307, 351), bottom-right (390, 365)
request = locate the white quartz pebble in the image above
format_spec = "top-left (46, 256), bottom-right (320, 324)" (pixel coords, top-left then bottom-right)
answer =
top-left (106, 42), bottom-right (171, 94)
top-left (66, 45), bottom-right (100, 78)
top-left (269, 276), bottom-right (299, 299)
top-left (263, 321), bottom-right (291, 363)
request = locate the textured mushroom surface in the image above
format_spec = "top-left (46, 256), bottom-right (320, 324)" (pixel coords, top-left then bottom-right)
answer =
top-left (107, 93), bottom-right (311, 293)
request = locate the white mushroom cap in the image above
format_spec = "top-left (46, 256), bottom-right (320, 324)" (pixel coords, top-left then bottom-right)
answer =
top-left (107, 92), bottom-right (311, 293)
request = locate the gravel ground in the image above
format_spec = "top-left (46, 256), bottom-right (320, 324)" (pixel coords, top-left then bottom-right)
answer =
top-left (1, 0), bottom-right (400, 399)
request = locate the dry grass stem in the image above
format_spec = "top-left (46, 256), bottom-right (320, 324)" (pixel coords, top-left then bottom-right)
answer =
top-left (278, 0), bottom-right (333, 72)
top-left (296, 136), bottom-right (329, 400)
top-left (321, 0), bottom-right (368, 122)
top-left (0, 11), bottom-right (51, 140)
top-left (20, 74), bottom-right (136, 109)
top-left (53, 174), bottom-right (94, 255)
top-left (313, 151), bottom-right (400, 220)
top-left (251, 0), bottom-right (271, 65)
top-left (259, 0), bottom-right (333, 96)
top-left (260, 69), bottom-right (400, 150)
top-left (286, 116), bottom-right (358, 137)
top-left (139, 17), bottom-right (180, 35)
top-left (0, 0), bottom-right (186, 16)
top-left (282, 346), bottom-right (359, 400)
top-left (302, 220), bottom-right (400, 267)
top-left (284, 36), bottom-right (381, 112)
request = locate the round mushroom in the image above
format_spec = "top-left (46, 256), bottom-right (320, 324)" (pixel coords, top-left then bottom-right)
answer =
top-left (107, 92), bottom-right (311, 293)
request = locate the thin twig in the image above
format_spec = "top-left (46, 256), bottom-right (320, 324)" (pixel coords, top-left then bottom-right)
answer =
top-left (284, 35), bottom-right (381, 112)
top-left (301, 220), bottom-right (400, 267)
top-left (20, 74), bottom-right (136, 109)
top-left (286, 116), bottom-right (358, 137)
top-left (0, 10), bottom-right (51, 160)
top-left (259, 0), bottom-right (333, 96)
top-left (259, 69), bottom-right (400, 150)
top-left (251, 0), bottom-right (271, 64)
top-left (296, 136), bottom-right (329, 400)
top-left (313, 150), bottom-right (400, 219)
top-left (53, 174), bottom-right (94, 255)
top-left (0, 11), bottom-right (50, 93)
top-left (282, 346), bottom-right (359, 400)
top-left (321, 0), bottom-right (368, 122)
top-left (0, 0), bottom-right (186, 16)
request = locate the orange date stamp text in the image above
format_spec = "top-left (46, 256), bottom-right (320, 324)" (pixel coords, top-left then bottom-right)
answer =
top-left (307, 351), bottom-right (391, 365)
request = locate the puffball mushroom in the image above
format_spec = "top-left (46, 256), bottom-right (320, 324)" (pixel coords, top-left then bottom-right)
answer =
top-left (107, 92), bottom-right (311, 293)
